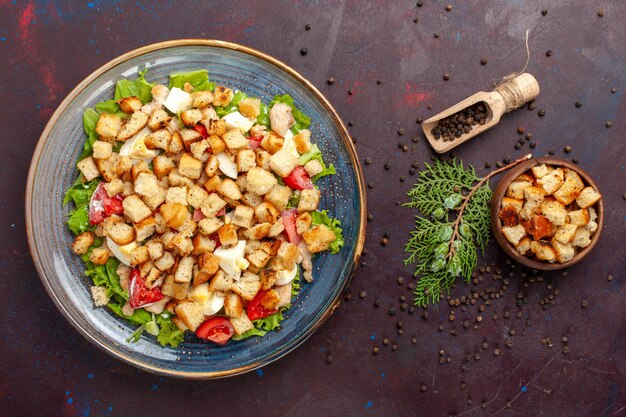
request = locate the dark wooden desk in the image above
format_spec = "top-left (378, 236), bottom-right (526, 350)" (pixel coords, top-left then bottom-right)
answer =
top-left (1, 1), bottom-right (624, 416)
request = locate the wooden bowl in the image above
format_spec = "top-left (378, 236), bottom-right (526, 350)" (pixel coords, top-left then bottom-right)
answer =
top-left (490, 157), bottom-right (603, 270)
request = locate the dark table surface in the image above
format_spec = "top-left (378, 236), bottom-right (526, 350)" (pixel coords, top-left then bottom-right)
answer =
top-left (1, 1), bottom-right (624, 416)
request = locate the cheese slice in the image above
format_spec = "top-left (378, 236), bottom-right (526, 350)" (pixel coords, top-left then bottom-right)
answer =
top-left (223, 111), bottom-right (256, 133)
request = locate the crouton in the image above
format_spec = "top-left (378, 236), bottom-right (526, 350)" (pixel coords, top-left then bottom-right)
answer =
top-left (212, 85), bottom-right (234, 107)
top-left (159, 203), bottom-right (188, 229)
top-left (531, 164), bottom-right (550, 179)
top-left (171, 232), bottom-right (194, 256)
top-left (144, 267), bottom-right (163, 289)
top-left (224, 293), bottom-right (244, 318)
top-left (256, 149), bottom-right (272, 169)
top-left (242, 191), bottom-right (263, 208)
top-left (576, 187), bottom-right (601, 209)
top-left (217, 178), bottom-right (242, 200)
top-left (174, 256), bottom-right (194, 283)
top-left (89, 247), bottom-right (110, 265)
top-left (93, 156), bottom-right (116, 183)
top-left (92, 141), bottom-right (113, 160)
top-left (116, 96), bottom-right (142, 114)
top-left (144, 128), bottom-right (171, 151)
top-left (72, 231), bottom-right (95, 255)
top-left (255, 202), bottom-right (280, 223)
top-left (297, 189), bottom-right (321, 213)
top-left (148, 109), bottom-right (171, 130)
top-left (564, 169), bottom-right (584, 188)
top-left (180, 109), bottom-right (203, 127)
top-left (113, 155), bottom-right (132, 177)
top-left (237, 149), bottom-right (257, 173)
top-left (218, 223), bottom-right (239, 247)
top-left (523, 215), bottom-right (557, 240)
top-left (96, 113), bottom-right (123, 138)
top-left (264, 185), bottom-right (291, 212)
top-left (553, 173), bottom-right (584, 205)
top-left (230, 313), bottom-right (254, 335)
top-left (161, 275), bottom-right (189, 300)
top-left (530, 241), bottom-right (557, 262)
top-left (501, 197), bottom-right (523, 213)
top-left (209, 270), bottom-right (233, 293)
top-left (186, 185), bottom-right (209, 208)
top-left (302, 225), bottom-right (337, 253)
top-left (146, 240), bottom-right (164, 260)
top-left (232, 272), bottom-right (261, 301)
top-left (155, 251), bottom-right (175, 271)
top-left (175, 301), bottom-right (205, 331)
top-left (294, 129), bottom-right (312, 154)
top-left (260, 239), bottom-right (281, 256)
top-left (260, 289), bottom-right (281, 310)
top-left (244, 222), bottom-right (272, 240)
top-left (180, 128), bottom-right (203, 151)
top-left (198, 252), bottom-right (220, 276)
top-left (168, 131), bottom-right (185, 155)
top-left (103, 217), bottom-right (136, 245)
top-left (134, 172), bottom-right (166, 210)
top-left (131, 160), bottom-right (151, 182)
top-left (498, 205), bottom-right (520, 227)
top-left (117, 111), bottom-right (149, 140)
top-left (190, 139), bottom-right (211, 162)
top-left (191, 90), bottom-right (214, 108)
top-left (247, 249), bottom-right (271, 269)
top-left (551, 239), bottom-right (575, 263)
top-left (516, 236), bottom-right (532, 255)
top-left (554, 223), bottom-right (578, 244)
top-left (232, 205), bottom-right (254, 228)
top-left (134, 216), bottom-right (156, 242)
top-left (166, 187), bottom-right (188, 206)
top-left (567, 209), bottom-right (590, 227)
top-left (269, 149), bottom-right (298, 177)
top-left (199, 193), bottom-right (225, 217)
top-left (130, 245), bottom-right (150, 266)
top-left (168, 168), bottom-right (193, 188)
top-left (77, 157), bottom-right (100, 182)
top-left (277, 241), bottom-right (301, 269)
top-left (572, 227), bottom-right (592, 248)
top-left (501, 224), bottom-right (527, 246)
top-left (537, 167), bottom-right (564, 194)
top-left (178, 153), bottom-right (203, 179)
top-left (296, 212), bottom-right (312, 235)
top-left (238, 97), bottom-right (261, 118)
top-left (259, 269), bottom-right (278, 291)
top-left (205, 118), bottom-right (227, 137)
top-left (304, 159), bottom-right (323, 177)
top-left (268, 219), bottom-right (285, 237)
top-left (198, 216), bottom-right (224, 235)
top-left (260, 131), bottom-right (284, 154)
top-left (122, 195), bottom-right (152, 223)
top-left (90, 286), bottom-right (110, 307)
top-left (540, 200), bottom-right (568, 226)
top-left (103, 179), bottom-right (124, 197)
top-left (199, 156), bottom-right (218, 179)
top-left (506, 179), bottom-right (533, 200)
top-left (246, 167), bottom-right (278, 195)
top-left (222, 129), bottom-right (249, 151)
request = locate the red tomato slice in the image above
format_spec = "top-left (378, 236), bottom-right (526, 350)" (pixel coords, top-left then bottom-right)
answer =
top-left (193, 124), bottom-right (209, 139)
top-left (283, 166), bottom-right (314, 190)
top-left (282, 208), bottom-right (300, 244)
top-left (129, 269), bottom-right (164, 308)
top-left (89, 182), bottom-right (124, 226)
top-left (196, 317), bottom-right (235, 345)
top-left (248, 134), bottom-right (263, 150)
top-left (247, 290), bottom-right (279, 321)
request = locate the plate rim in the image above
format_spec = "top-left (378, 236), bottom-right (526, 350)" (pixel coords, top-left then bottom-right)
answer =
top-left (25, 39), bottom-right (367, 379)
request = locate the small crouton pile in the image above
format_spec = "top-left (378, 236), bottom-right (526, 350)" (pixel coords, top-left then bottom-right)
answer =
top-left (498, 164), bottom-right (601, 264)
top-left (71, 81), bottom-right (339, 341)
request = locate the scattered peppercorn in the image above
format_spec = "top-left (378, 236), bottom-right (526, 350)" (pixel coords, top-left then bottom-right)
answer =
top-left (434, 32), bottom-right (440, 38)
top-left (515, 143), bottom-right (522, 150)
top-left (562, 346), bottom-right (570, 354)
top-left (542, 9), bottom-right (548, 16)
top-left (374, 299), bottom-right (380, 307)
top-left (575, 101), bottom-right (582, 108)
top-left (416, 0), bottom-right (423, 7)
top-left (413, 17), bottom-right (419, 23)
top-left (327, 77), bottom-right (335, 85)
top-left (376, 80), bottom-right (383, 85)
top-left (348, 89), bottom-right (353, 95)
top-left (326, 354), bottom-right (334, 363)
top-left (300, 47), bottom-right (308, 56)
top-left (546, 50), bottom-right (553, 57)
top-left (606, 121), bottom-right (613, 128)
top-left (517, 127), bottom-right (526, 134)
top-left (581, 300), bottom-right (588, 308)
top-left (598, 10), bottom-right (604, 17)
top-left (443, 73), bottom-right (450, 81)
top-left (367, 183), bottom-right (374, 189)
top-left (445, 4), bottom-right (452, 11)
top-left (372, 346), bottom-right (380, 354)
top-left (611, 87), bottom-right (617, 93)
top-left (564, 146), bottom-right (572, 153)
top-left (572, 158), bottom-right (579, 164)
top-left (608, 274), bottom-right (614, 281)
top-left (480, 57), bottom-right (488, 65)
top-left (380, 238), bottom-right (389, 246)
top-left (496, 161), bottom-right (503, 168)
top-left (538, 109), bottom-right (545, 117)
top-left (420, 384), bottom-right (427, 392)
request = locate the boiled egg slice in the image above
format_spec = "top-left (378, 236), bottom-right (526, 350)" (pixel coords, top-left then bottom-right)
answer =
top-left (281, 130), bottom-right (299, 157)
top-left (216, 152), bottom-right (238, 179)
top-left (275, 264), bottom-right (299, 285)
top-left (222, 111), bottom-right (256, 133)
top-left (119, 127), bottom-right (158, 161)
top-left (214, 240), bottom-right (247, 279)
top-left (106, 237), bottom-right (137, 267)
top-left (163, 87), bottom-right (192, 114)
top-left (188, 283), bottom-right (225, 316)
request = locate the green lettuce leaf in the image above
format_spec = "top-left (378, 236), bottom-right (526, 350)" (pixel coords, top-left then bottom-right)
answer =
top-left (82, 256), bottom-right (127, 301)
top-left (286, 191), bottom-right (300, 208)
top-left (214, 91), bottom-right (248, 118)
top-left (298, 144), bottom-right (336, 182)
top-left (78, 108), bottom-right (100, 161)
top-left (115, 69), bottom-right (154, 103)
top-left (108, 302), bottom-right (153, 326)
top-left (156, 314), bottom-right (185, 348)
top-left (64, 178), bottom-right (99, 235)
top-left (256, 102), bottom-right (270, 126)
top-left (232, 310), bottom-right (285, 340)
top-left (311, 210), bottom-right (344, 254)
top-left (269, 94), bottom-right (311, 133)
top-left (67, 205), bottom-right (91, 235)
top-left (168, 69), bottom-right (215, 92)
top-left (95, 99), bottom-right (127, 118)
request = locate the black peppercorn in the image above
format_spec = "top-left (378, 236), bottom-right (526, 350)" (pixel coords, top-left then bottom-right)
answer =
top-left (434, 32), bottom-right (440, 38)
top-left (416, 0), bottom-right (423, 7)
top-left (546, 50), bottom-right (553, 57)
top-left (413, 17), bottom-right (419, 23)
top-left (606, 121), bottom-right (613, 128)
top-left (327, 77), bottom-right (335, 85)
top-left (542, 9), bottom-right (548, 16)
top-left (445, 4), bottom-right (452, 11)
top-left (575, 101), bottom-right (582, 108)
top-left (564, 146), bottom-right (572, 153)
top-left (300, 47), bottom-right (308, 56)
top-left (480, 57), bottom-right (488, 65)
top-left (538, 109), bottom-right (545, 117)
top-left (443, 73), bottom-right (450, 81)
top-left (598, 10), bottom-right (605, 17)
top-left (305, 24), bottom-right (311, 31)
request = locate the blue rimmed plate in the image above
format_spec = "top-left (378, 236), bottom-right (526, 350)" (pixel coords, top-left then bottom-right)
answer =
top-left (26, 40), bottom-right (366, 378)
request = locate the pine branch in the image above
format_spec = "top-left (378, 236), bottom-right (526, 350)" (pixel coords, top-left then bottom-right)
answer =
top-left (404, 155), bottom-right (532, 307)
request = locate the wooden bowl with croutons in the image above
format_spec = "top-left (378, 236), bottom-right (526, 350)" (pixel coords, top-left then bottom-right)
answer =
top-left (490, 157), bottom-right (603, 270)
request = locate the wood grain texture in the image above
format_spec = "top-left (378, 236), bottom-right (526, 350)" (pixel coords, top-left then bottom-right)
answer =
top-left (0, 1), bottom-right (624, 416)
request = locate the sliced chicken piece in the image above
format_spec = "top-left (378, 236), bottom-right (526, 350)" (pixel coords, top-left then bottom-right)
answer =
top-left (274, 283), bottom-right (293, 308)
top-left (141, 84), bottom-right (170, 114)
top-left (297, 240), bottom-right (313, 282)
top-left (269, 103), bottom-right (295, 136)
